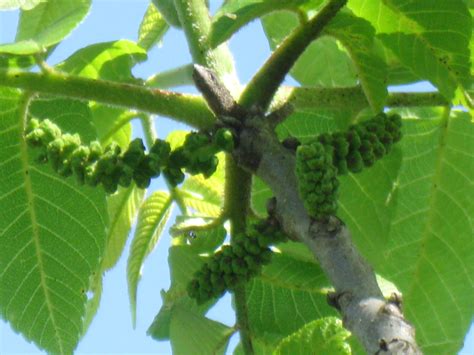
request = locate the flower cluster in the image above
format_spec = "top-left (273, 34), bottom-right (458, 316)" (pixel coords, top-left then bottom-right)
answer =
top-left (296, 142), bottom-right (339, 219)
top-left (319, 112), bottom-right (402, 174)
top-left (25, 119), bottom-right (234, 193)
top-left (187, 220), bottom-right (287, 304)
top-left (296, 113), bottom-right (402, 219)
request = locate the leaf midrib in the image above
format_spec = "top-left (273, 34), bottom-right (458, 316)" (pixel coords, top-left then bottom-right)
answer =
top-left (18, 95), bottom-right (65, 354)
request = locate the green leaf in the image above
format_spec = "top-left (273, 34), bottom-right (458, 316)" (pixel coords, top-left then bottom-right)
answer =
top-left (233, 337), bottom-right (276, 355)
top-left (181, 152), bottom-right (225, 217)
top-left (246, 253), bottom-right (335, 338)
top-left (382, 109), bottom-right (474, 354)
top-left (348, 0), bottom-right (472, 99)
top-left (273, 317), bottom-right (351, 355)
top-left (88, 105), bottom-right (133, 149)
top-left (138, 2), bottom-right (169, 51)
top-left (81, 270), bottom-right (102, 336)
top-left (0, 40), bottom-right (42, 55)
top-left (57, 40), bottom-right (146, 149)
top-left (152, 0), bottom-right (182, 28)
top-left (127, 191), bottom-right (173, 326)
top-left (0, 0), bottom-right (43, 10)
top-left (147, 245), bottom-right (213, 341)
top-left (0, 89), bottom-right (108, 354)
top-left (102, 185), bottom-right (145, 270)
top-left (188, 224), bottom-right (227, 253)
top-left (262, 10), bottom-right (358, 87)
top-left (170, 216), bottom-right (227, 253)
top-left (210, 0), bottom-right (321, 48)
top-left (57, 40), bottom-right (147, 83)
top-left (0, 0), bottom-right (91, 55)
top-left (170, 306), bottom-right (233, 355)
top-left (324, 12), bottom-right (388, 111)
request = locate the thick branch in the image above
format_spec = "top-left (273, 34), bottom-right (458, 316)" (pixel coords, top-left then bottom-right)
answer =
top-left (233, 120), bottom-right (421, 354)
top-left (0, 69), bottom-right (215, 129)
top-left (239, 0), bottom-right (347, 109)
top-left (279, 86), bottom-right (449, 111)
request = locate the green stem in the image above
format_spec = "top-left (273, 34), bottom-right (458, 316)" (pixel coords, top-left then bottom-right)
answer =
top-left (224, 156), bottom-right (253, 355)
top-left (277, 86), bottom-right (450, 114)
top-left (173, 0), bottom-right (239, 89)
top-left (0, 69), bottom-right (215, 129)
top-left (239, 0), bottom-right (347, 110)
top-left (139, 114), bottom-right (157, 148)
top-left (146, 64), bottom-right (195, 89)
top-left (173, 1), bottom-right (252, 352)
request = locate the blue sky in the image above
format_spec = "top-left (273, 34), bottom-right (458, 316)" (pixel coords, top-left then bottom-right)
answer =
top-left (0, 1), bottom-right (473, 354)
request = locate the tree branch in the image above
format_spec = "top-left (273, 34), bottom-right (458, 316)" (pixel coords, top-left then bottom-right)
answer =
top-left (0, 69), bottom-right (215, 129)
top-left (279, 86), bottom-right (449, 112)
top-left (238, 0), bottom-right (348, 110)
top-left (233, 120), bottom-right (421, 354)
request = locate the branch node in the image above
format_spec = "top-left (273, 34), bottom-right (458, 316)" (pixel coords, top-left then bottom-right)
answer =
top-left (309, 216), bottom-right (343, 238)
top-left (192, 64), bottom-right (245, 118)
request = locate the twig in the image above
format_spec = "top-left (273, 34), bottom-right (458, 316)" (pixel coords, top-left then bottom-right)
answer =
top-left (0, 69), bottom-right (215, 129)
top-left (238, 0), bottom-right (348, 110)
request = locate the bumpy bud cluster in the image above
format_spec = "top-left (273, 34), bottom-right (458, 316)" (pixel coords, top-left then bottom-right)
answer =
top-left (164, 128), bottom-right (234, 186)
top-left (25, 119), bottom-right (234, 193)
top-left (318, 112), bottom-right (402, 174)
top-left (295, 113), bottom-right (402, 219)
top-left (296, 142), bottom-right (339, 219)
top-left (187, 220), bottom-right (287, 304)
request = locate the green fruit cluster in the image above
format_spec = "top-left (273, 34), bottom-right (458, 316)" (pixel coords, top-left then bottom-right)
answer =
top-left (164, 128), bottom-right (234, 186)
top-left (296, 113), bottom-right (402, 219)
top-left (296, 142), bottom-right (339, 219)
top-left (318, 112), bottom-right (402, 174)
top-left (187, 220), bottom-right (287, 304)
top-left (25, 119), bottom-right (234, 193)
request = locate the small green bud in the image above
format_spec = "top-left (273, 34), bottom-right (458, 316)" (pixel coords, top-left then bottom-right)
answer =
top-left (214, 128), bottom-right (234, 152)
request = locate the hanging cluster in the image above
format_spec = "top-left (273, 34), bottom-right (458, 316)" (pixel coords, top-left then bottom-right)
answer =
top-left (25, 119), bottom-right (234, 193)
top-left (296, 112), bottom-right (402, 219)
top-left (296, 142), bottom-right (339, 219)
top-left (319, 112), bottom-right (402, 174)
top-left (187, 220), bottom-right (287, 304)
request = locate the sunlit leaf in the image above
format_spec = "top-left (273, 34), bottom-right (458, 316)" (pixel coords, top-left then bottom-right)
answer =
top-left (210, 0), bottom-right (320, 48)
top-left (101, 185), bottom-right (145, 270)
top-left (324, 12), bottom-right (388, 111)
top-left (57, 40), bottom-right (147, 83)
top-left (262, 11), bottom-right (358, 87)
top-left (138, 2), bottom-right (169, 51)
top-left (127, 191), bottom-right (173, 326)
top-left (170, 305), bottom-right (233, 355)
top-left (0, 89), bottom-right (107, 354)
top-left (147, 245), bottom-right (215, 341)
top-left (246, 253), bottom-right (334, 338)
top-left (273, 317), bottom-right (351, 355)
top-left (0, 0), bottom-right (91, 54)
top-left (348, 0), bottom-right (472, 99)
top-left (382, 109), bottom-right (474, 354)
top-left (0, 0), bottom-right (43, 10)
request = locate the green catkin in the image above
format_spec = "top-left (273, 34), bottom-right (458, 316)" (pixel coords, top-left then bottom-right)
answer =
top-left (187, 220), bottom-right (287, 304)
top-left (295, 113), bottom-right (402, 219)
top-left (25, 119), bottom-right (235, 193)
top-left (296, 141), bottom-right (339, 220)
